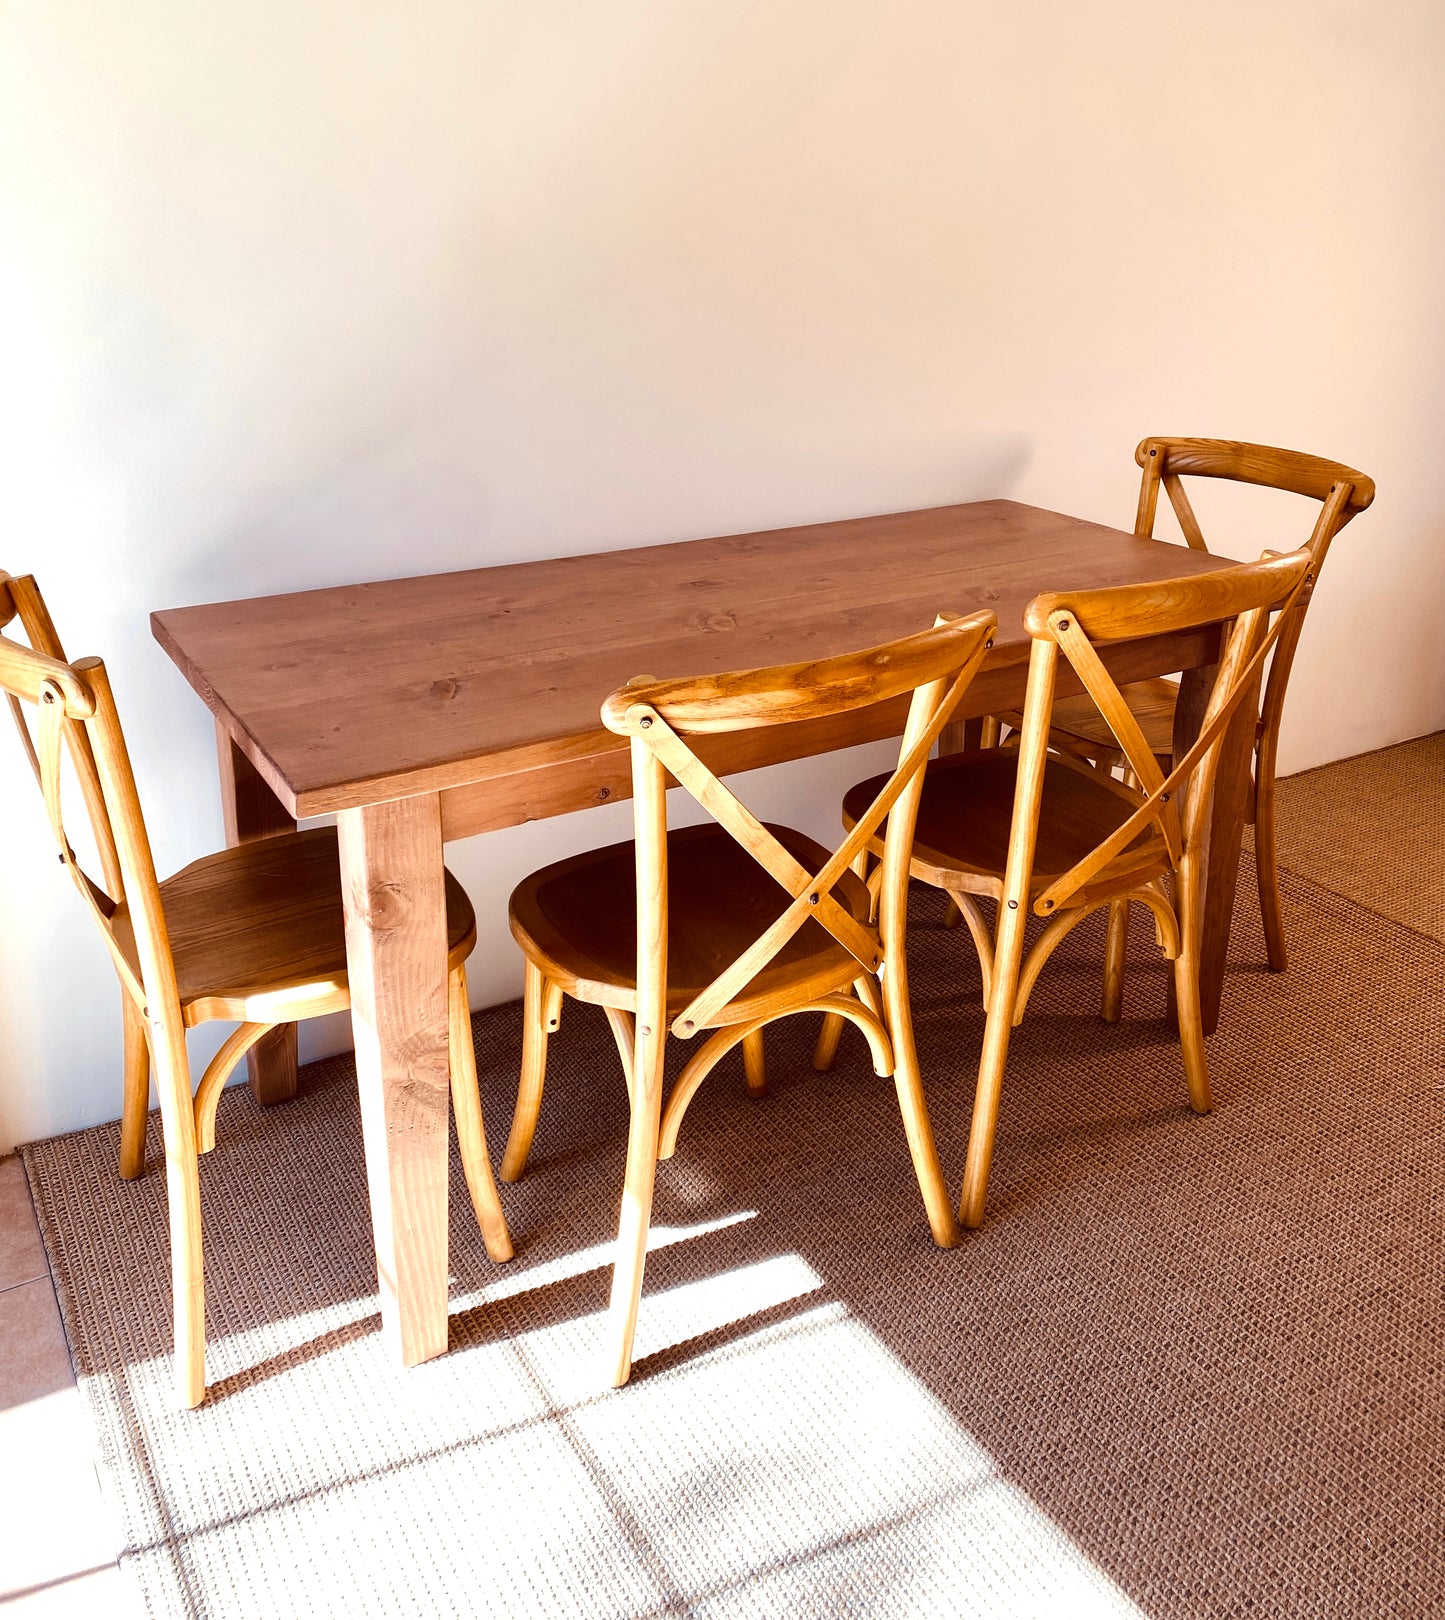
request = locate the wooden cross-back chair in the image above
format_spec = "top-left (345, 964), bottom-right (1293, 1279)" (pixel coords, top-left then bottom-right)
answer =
top-left (826, 548), bottom-right (1315, 1229)
top-left (504, 608), bottom-right (997, 1386)
top-left (992, 438), bottom-right (1373, 1007)
top-left (0, 571), bottom-right (511, 1409)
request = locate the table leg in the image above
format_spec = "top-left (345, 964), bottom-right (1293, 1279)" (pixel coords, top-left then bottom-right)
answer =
top-left (337, 793), bottom-right (452, 1366)
top-left (217, 723), bottom-right (299, 1103)
top-left (939, 716), bottom-right (985, 757)
top-left (1172, 663), bottom-right (1262, 1037)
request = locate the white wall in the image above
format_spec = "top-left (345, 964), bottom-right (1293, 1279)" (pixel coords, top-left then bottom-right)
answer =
top-left (2, 0), bottom-right (1442, 1149)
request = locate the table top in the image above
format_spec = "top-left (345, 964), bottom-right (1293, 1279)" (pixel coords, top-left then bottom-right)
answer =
top-left (153, 499), bottom-right (1238, 817)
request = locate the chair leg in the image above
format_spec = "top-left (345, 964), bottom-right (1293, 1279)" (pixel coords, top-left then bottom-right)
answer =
top-left (605, 1019), bottom-right (665, 1388)
top-left (1171, 857), bottom-right (1214, 1115)
top-left (1100, 762), bottom-right (1150, 1021)
top-left (742, 1027), bottom-right (766, 1095)
top-left (812, 1006), bottom-right (845, 1071)
top-left (500, 960), bottom-right (554, 1183)
top-left (813, 976), bottom-right (880, 1072)
top-left (147, 1015), bottom-right (206, 1409)
top-left (880, 944), bottom-right (959, 1248)
top-left (603, 1007), bottom-right (635, 1100)
top-left (165, 1148), bottom-right (206, 1410)
top-left (959, 894), bottom-right (1031, 1230)
top-left (1102, 898), bottom-right (1129, 1023)
top-left (119, 994), bottom-right (150, 1181)
top-left (448, 964), bottom-right (513, 1263)
top-left (814, 850), bottom-right (876, 1061)
top-left (1254, 759), bottom-right (1288, 973)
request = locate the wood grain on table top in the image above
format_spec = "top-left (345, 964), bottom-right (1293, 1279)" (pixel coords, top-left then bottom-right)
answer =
top-left (152, 501), bottom-right (1239, 817)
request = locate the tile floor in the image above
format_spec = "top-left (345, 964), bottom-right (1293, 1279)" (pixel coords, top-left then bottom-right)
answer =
top-left (0, 1154), bottom-right (141, 1616)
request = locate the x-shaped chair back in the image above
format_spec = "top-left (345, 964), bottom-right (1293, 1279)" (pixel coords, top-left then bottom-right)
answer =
top-left (1015, 546), bottom-right (1316, 919)
top-left (1133, 438), bottom-right (1375, 757)
top-left (600, 610), bottom-right (997, 1038)
top-left (0, 573), bottom-right (174, 1025)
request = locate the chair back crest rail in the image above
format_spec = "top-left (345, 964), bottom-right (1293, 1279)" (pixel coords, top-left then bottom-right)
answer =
top-left (1130, 438), bottom-right (1375, 829)
top-left (1020, 548), bottom-right (1315, 916)
top-left (601, 611), bottom-right (997, 1038)
top-left (1134, 436), bottom-right (1375, 558)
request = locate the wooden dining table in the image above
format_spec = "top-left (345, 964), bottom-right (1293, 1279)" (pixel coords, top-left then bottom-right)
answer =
top-left (153, 498), bottom-right (1252, 1370)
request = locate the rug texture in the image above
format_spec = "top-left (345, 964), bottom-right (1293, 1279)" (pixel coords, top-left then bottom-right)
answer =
top-left (1266, 729), bottom-right (1445, 942)
top-left (22, 834), bottom-right (1445, 1617)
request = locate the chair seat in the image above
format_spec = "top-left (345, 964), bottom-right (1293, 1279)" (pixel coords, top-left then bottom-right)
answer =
top-left (994, 678), bottom-right (1180, 761)
top-left (843, 748), bottom-right (1168, 899)
top-left (112, 827), bottom-right (477, 1025)
top-left (509, 822), bottom-right (873, 1022)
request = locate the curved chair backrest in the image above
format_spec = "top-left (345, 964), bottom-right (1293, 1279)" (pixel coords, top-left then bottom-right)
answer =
top-left (0, 573), bottom-right (183, 1041)
top-left (1131, 436), bottom-right (1375, 774)
top-left (601, 609), bottom-right (997, 1038)
top-left (1134, 437), bottom-right (1375, 559)
top-left (2, 574), bottom-right (125, 897)
top-left (1018, 548), bottom-right (1315, 915)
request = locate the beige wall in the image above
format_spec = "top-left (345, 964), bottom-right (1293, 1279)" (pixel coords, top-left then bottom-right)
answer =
top-left (2, 0), bottom-right (1442, 1148)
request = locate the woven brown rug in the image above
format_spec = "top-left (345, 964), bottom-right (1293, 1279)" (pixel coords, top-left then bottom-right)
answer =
top-left (23, 849), bottom-right (1445, 1618)
top-left (1265, 731), bottom-right (1445, 943)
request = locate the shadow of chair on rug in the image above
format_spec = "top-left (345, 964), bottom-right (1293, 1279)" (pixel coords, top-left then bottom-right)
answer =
top-left (29, 861), bottom-right (1441, 1618)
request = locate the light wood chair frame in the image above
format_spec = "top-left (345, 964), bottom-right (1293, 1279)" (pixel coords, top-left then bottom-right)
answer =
top-left (505, 609), bottom-right (997, 1387)
top-left (1129, 439), bottom-right (1373, 973)
top-left (998, 439), bottom-right (1373, 1009)
top-left (834, 551), bottom-right (1315, 1228)
top-left (0, 572), bottom-right (511, 1409)
top-left (965, 547), bottom-right (1316, 1223)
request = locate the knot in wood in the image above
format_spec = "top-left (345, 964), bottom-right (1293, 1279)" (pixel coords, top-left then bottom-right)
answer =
top-left (698, 611), bottom-right (736, 633)
top-left (430, 678), bottom-right (461, 702)
top-left (361, 879), bottom-right (408, 931)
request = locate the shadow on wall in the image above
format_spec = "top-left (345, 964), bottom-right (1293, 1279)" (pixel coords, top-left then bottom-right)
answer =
top-left (173, 421), bottom-right (1038, 606)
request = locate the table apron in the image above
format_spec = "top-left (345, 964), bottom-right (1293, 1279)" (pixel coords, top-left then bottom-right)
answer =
top-left (438, 623), bottom-right (1222, 842)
